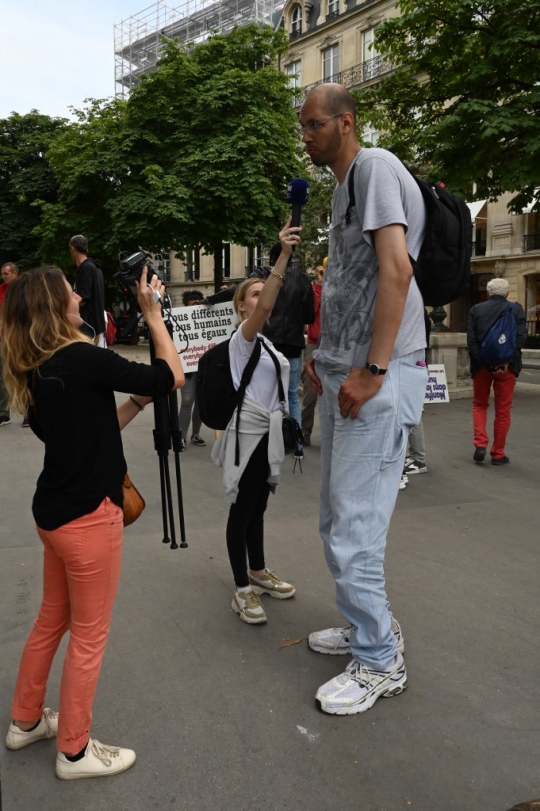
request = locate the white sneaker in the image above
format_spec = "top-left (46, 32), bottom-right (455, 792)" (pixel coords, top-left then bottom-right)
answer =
top-left (231, 590), bottom-right (267, 624)
top-left (315, 653), bottom-right (407, 715)
top-left (308, 618), bottom-right (405, 655)
top-left (249, 569), bottom-right (295, 599)
top-left (399, 476), bottom-right (407, 490)
top-left (56, 737), bottom-right (136, 780)
top-left (6, 708), bottom-right (58, 750)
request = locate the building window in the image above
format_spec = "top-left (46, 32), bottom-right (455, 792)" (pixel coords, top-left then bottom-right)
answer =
top-left (322, 44), bottom-right (339, 81)
top-left (184, 249), bottom-right (200, 282)
top-left (286, 60), bottom-right (302, 105)
top-left (290, 5), bottom-right (302, 37)
top-left (362, 26), bottom-right (383, 80)
top-left (154, 253), bottom-right (171, 283)
top-left (222, 243), bottom-right (231, 278)
top-left (327, 0), bottom-right (339, 19)
top-left (246, 245), bottom-right (265, 275)
top-left (362, 26), bottom-right (379, 63)
top-left (361, 122), bottom-right (379, 145)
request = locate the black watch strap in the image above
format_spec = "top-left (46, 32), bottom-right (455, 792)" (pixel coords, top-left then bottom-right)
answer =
top-left (365, 362), bottom-right (387, 376)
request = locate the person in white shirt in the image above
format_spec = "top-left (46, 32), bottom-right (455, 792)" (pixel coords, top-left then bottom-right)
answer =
top-left (212, 219), bottom-right (300, 624)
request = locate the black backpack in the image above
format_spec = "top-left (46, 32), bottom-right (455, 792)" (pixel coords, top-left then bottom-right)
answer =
top-left (346, 159), bottom-right (471, 307)
top-left (197, 335), bottom-right (263, 465)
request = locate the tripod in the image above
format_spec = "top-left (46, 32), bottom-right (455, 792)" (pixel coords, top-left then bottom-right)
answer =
top-left (149, 321), bottom-right (187, 550)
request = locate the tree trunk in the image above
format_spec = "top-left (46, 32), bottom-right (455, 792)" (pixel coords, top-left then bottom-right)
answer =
top-left (213, 239), bottom-right (223, 293)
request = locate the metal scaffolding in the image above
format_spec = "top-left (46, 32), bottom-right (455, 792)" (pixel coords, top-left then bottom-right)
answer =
top-left (114, 0), bottom-right (280, 98)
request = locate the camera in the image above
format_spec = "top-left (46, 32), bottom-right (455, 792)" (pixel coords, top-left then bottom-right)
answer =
top-left (116, 251), bottom-right (156, 297)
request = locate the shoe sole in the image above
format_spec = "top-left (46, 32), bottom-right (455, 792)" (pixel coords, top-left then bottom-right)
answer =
top-left (250, 585), bottom-right (296, 600)
top-left (405, 468), bottom-right (427, 475)
top-left (56, 754), bottom-right (136, 780)
top-left (315, 675), bottom-right (408, 716)
top-left (308, 636), bottom-right (405, 656)
top-left (6, 735), bottom-right (51, 750)
top-left (231, 600), bottom-right (267, 624)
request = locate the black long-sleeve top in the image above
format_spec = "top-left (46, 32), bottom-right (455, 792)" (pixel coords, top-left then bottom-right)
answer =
top-left (466, 295), bottom-right (527, 378)
top-left (28, 342), bottom-right (174, 530)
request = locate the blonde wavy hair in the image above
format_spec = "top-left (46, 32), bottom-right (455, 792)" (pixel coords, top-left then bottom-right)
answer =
top-left (232, 278), bottom-right (265, 327)
top-left (1, 266), bottom-right (91, 414)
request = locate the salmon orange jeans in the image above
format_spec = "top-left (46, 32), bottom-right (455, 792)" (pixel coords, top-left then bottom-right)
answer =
top-left (11, 497), bottom-right (123, 754)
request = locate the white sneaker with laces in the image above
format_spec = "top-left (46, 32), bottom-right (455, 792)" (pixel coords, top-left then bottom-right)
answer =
top-left (315, 653), bottom-right (407, 715)
top-left (308, 617), bottom-right (404, 655)
top-left (231, 590), bottom-right (267, 624)
top-left (56, 737), bottom-right (136, 780)
top-left (249, 569), bottom-right (295, 599)
top-left (6, 708), bottom-right (58, 750)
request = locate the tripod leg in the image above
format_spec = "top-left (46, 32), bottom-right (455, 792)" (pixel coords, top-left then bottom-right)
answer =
top-left (168, 389), bottom-right (188, 548)
top-left (159, 454), bottom-right (170, 545)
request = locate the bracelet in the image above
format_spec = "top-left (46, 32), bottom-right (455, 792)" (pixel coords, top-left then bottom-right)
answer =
top-left (270, 269), bottom-right (285, 284)
top-left (130, 396), bottom-right (144, 411)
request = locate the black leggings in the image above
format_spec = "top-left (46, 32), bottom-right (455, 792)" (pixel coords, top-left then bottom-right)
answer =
top-left (226, 434), bottom-right (271, 588)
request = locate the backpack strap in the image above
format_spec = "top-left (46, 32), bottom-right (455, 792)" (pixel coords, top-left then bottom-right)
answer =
top-left (345, 162), bottom-right (356, 226)
top-left (258, 337), bottom-right (287, 407)
top-left (234, 336), bottom-right (262, 466)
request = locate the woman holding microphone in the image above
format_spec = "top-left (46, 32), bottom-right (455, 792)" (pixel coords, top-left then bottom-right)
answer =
top-left (2, 265), bottom-right (183, 779)
top-left (212, 219), bottom-right (301, 624)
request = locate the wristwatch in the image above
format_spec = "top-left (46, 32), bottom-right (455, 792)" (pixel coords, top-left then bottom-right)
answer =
top-left (365, 362), bottom-right (387, 376)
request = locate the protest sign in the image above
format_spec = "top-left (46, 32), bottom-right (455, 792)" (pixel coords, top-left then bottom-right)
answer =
top-left (424, 365), bottom-right (450, 403)
top-left (168, 303), bottom-right (236, 372)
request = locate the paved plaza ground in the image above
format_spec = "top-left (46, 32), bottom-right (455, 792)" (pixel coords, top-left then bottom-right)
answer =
top-left (1, 353), bottom-right (539, 811)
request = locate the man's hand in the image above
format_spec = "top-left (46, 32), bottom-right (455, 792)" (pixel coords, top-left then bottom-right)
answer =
top-left (338, 368), bottom-right (383, 419)
top-left (304, 358), bottom-right (323, 395)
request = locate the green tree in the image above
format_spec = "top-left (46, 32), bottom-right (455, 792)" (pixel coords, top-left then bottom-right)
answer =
top-left (0, 112), bottom-right (67, 269)
top-left (295, 164), bottom-right (335, 272)
top-left (35, 98), bottom-right (128, 277)
top-left (39, 24), bottom-right (302, 290)
top-left (355, 0), bottom-right (540, 210)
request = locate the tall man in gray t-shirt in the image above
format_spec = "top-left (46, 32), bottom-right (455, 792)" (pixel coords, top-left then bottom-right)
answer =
top-left (303, 84), bottom-right (428, 715)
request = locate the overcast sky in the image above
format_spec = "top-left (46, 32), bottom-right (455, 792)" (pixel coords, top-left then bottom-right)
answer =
top-left (0, 0), bottom-right (152, 120)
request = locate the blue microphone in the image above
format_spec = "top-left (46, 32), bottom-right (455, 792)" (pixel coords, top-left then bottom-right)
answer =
top-left (287, 178), bottom-right (310, 228)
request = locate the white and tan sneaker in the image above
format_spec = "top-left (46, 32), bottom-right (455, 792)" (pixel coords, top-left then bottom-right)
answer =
top-left (231, 590), bottom-right (267, 624)
top-left (308, 618), bottom-right (405, 655)
top-left (249, 569), bottom-right (295, 600)
top-left (6, 708), bottom-right (58, 750)
top-left (56, 737), bottom-right (136, 780)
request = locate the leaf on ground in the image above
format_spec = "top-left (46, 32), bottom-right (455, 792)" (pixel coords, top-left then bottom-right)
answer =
top-left (278, 638), bottom-right (304, 651)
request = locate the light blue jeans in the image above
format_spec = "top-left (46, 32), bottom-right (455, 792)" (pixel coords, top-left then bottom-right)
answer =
top-left (288, 356), bottom-right (303, 428)
top-left (318, 350), bottom-right (427, 670)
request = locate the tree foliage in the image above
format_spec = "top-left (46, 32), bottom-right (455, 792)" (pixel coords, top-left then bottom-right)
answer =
top-left (355, 0), bottom-right (540, 210)
top-left (0, 112), bottom-right (67, 269)
top-left (37, 24), bottom-right (302, 288)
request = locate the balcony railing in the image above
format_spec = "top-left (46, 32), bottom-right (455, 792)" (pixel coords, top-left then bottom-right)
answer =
top-left (471, 241), bottom-right (486, 257)
top-left (326, 10), bottom-right (340, 21)
top-left (289, 26), bottom-right (302, 40)
top-left (523, 233), bottom-right (540, 252)
top-left (293, 55), bottom-right (393, 107)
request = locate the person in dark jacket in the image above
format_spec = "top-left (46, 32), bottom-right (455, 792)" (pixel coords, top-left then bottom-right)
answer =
top-left (467, 278), bottom-right (527, 465)
top-left (263, 243), bottom-right (315, 434)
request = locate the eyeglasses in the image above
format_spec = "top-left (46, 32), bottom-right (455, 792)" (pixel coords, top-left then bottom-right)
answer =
top-left (297, 113), bottom-right (344, 136)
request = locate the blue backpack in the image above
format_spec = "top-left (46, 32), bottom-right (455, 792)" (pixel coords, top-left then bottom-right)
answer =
top-left (479, 303), bottom-right (518, 366)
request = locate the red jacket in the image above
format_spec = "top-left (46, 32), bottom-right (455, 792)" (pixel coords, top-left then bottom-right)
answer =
top-left (0, 283), bottom-right (7, 308)
top-left (307, 282), bottom-right (322, 344)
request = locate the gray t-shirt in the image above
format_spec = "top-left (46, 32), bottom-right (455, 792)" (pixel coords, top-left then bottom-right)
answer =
top-left (314, 147), bottom-right (427, 375)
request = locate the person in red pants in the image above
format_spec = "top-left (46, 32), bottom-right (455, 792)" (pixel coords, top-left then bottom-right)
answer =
top-left (467, 278), bottom-right (527, 465)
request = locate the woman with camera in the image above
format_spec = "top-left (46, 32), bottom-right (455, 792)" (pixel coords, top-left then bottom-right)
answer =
top-left (212, 219), bottom-right (300, 625)
top-left (2, 265), bottom-right (183, 780)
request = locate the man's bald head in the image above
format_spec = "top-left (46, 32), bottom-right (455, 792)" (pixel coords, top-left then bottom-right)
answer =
top-left (304, 83), bottom-right (356, 122)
